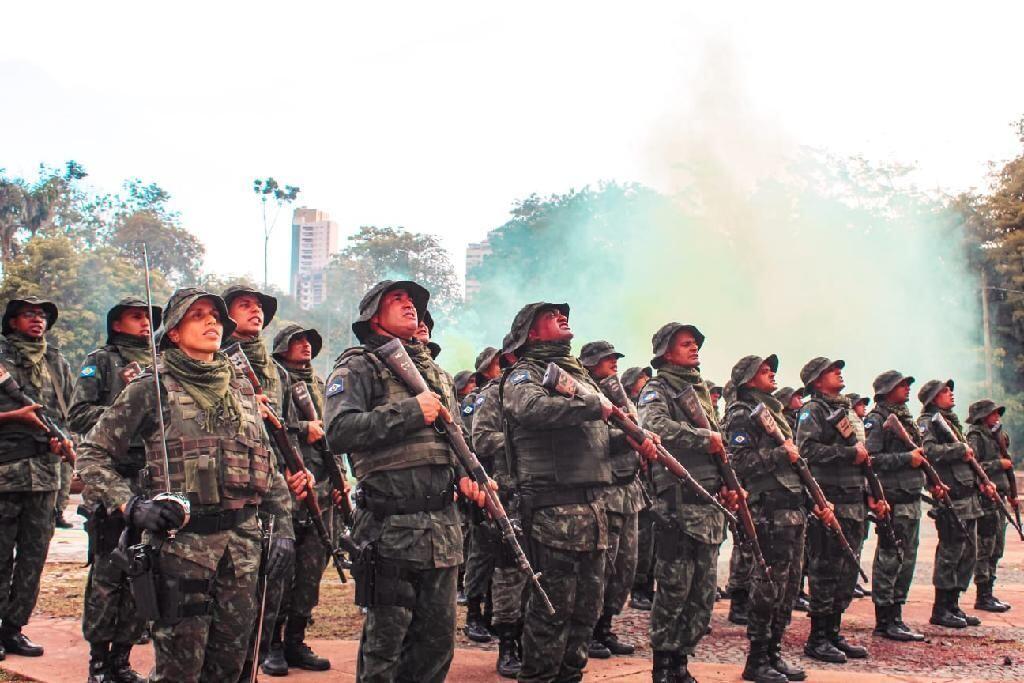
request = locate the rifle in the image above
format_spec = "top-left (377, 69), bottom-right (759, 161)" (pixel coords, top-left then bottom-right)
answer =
top-left (0, 364), bottom-right (76, 465)
top-left (598, 374), bottom-right (638, 420)
top-left (675, 385), bottom-right (773, 588)
top-left (250, 516), bottom-right (274, 683)
top-left (883, 413), bottom-right (972, 545)
top-left (290, 382), bottom-right (354, 527)
top-left (931, 412), bottom-right (1024, 541)
top-left (224, 343), bottom-right (354, 583)
top-left (826, 408), bottom-right (903, 564)
top-left (375, 338), bottom-right (555, 614)
top-left (993, 423), bottom-right (1023, 538)
top-left (751, 403), bottom-right (869, 582)
top-left (542, 364), bottom-right (737, 525)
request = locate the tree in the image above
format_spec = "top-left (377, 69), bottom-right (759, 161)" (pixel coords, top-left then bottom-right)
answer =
top-left (111, 210), bottom-right (204, 285)
top-left (253, 177), bottom-right (300, 289)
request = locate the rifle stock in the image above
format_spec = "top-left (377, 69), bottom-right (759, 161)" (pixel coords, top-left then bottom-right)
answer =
top-left (290, 382), bottom-right (354, 527)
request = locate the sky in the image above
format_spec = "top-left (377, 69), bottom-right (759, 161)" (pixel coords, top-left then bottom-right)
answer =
top-left (2, 1), bottom-right (1023, 293)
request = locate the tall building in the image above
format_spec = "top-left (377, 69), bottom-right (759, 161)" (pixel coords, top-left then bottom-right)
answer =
top-left (291, 208), bottom-right (339, 309)
top-left (465, 238), bottom-right (493, 301)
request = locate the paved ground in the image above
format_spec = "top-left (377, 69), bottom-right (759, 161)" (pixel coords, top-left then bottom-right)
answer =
top-left (2, 495), bottom-right (1022, 681)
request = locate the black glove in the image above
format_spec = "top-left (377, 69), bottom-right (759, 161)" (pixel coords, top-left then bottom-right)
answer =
top-left (267, 537), bottom-right (295, 580)
top-left (125, 496), bottom-right (186, 533)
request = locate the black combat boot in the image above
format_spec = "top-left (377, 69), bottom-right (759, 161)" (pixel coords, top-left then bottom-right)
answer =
top-left (873, 604), bottom-right (914, 642)
top-left (793, 591), bottom-right (809, 613)
top-left (652, 650), bottom-right (679, 683)
top-left (133, 626), bottom-right (150, 645)
top-left (768, 636), bottom-right (806, 681)
top-left (892, 604), bottom-right (924, 641)
top-left (594, 612), bottom-right (635, 655)
top-left (283, 617), bottom-right (331, 671)
top-left (975, 580), bottom-right (1011, 612)
top-left (261, 621), bottom-right (289, 677)
top-left (0, 624), bottom-right (43, 657)
top-left (463, 598), bottom-right (493, 643)
top-left (630, 587), bottom-right (653, 611)
top-left (742, 640), bottom-right (788, 683)
top-left (587, 636), bottom-right (612, 659)
top-left (930, 588), bottom-right (967, 628)
top-left (829, 612), bottom-right (867, 658)
top-left (494, 623), bottom-right (522, 679)
top-left (678, 653), bottom-right (697, 683)
top-left (87, 641), bottom-right (110, 683)
top-left (108, 642), bottom-right (145, 683)
top-left (950, 590), bottom-right (981, 626)
top-left (803, 614), bottom-right (846, 663)
top-left (728, 589), bottom-right (750, 625)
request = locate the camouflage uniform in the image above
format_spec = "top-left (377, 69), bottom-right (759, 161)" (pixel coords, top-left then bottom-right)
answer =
top-left (70, 298), bottom-right (161, 678)
top-left (324, 281), bottom-right (464, 683)
top-left (966, 399), bottom-right (1011, 612)
top-left (76, 288), bottom-right (295, 683)
top-left (622, 367), bottom-right (657, 611)
top-left (0, 296), bottom-right (74, 652)
top-left (638, 323), bottom-right (726, 681)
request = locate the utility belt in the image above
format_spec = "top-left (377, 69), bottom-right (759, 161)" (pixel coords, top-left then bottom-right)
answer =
top-left (0, 436), bottom-right (52, 462)
top-left (354, 482), bottom-right (455, 520)
top-left (178, 505), bottom-right (257, 535)
top-left (883, 489), bottom-right (921, 505)
top-left (819, 487), bottom-right (866, 504)
top-left (946, 481), bottom-right (978, 501)
top-left (612, 468), bottom-right (640, 486)
top-left (659, 484), bottom-right (716, 509)
top-left (518, 486), bottom-right (603, 523)
top-left (751, 489), bottom-right (805, 512)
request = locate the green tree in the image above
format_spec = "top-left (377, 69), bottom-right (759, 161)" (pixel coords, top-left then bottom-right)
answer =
top-left (253, 177), bottom-right (300, 289)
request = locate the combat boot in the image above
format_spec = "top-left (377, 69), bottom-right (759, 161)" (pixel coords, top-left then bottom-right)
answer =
top-left (463, 598), bottom-right (493, 643)
top-left (108, 642), bottom-right (145, 683)
top-left (930, 589), bottom-right (966, 628)
top-left (0, 625), bottom-right (43, 657)
top-left (728, 589), bottom-right (750, 625)
top-left (283, 617), bottom-right (330, 671)
top-left (261, 621), bottom-right (289, 677)
top-left (630, 588), bottom-right (653, 611)
top-left (873, 604), bottom-right (914, 642)
top-left (892, 604), bottom-right (924, 641)
top-left (793, 592), bottom-right (809, 612)
top-left (768, 637), bottom-right (806, 681)
top-left (803, 614), bottom-right (846, 663)
top-left (828, 612), bottom-right (867, 658)
top-left (950, 591), bottom-right (981, 626)
top-left (494, 623), bottom-right (521, 679)
top-left (87, 642), bottom-right (110, 683)
top-left (594, 612), bottom-right (635, 655)
top-left (651, 650), bottom-right (679, 683)
top-left (974, 580), bottom-right (1011, 613)
top-left (678, 653), bottom-right (697, 683)
top-left (587, 637), bottom-right (612, 659)
top-left (742, 640), bottom-right (788, 683)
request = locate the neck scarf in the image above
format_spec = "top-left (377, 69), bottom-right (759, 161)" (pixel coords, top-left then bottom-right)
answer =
top-left (163, 348), bottom-right (242, 433)
top-left (810, 390), bottom-right (851, 409)
top-left (7, 332), bottom-right (48, 390)
top-left (877, 400), bottom-right (919, 445)
top-left (286, 363), bottom-right (323, 417)
top-left (938, 407), bottom-right (965, 442)
top-left (519, 341), bottom-right (588, 378)
top-left (657, 364), bottom-right (717, 427)
top-left (739, 386), bottom-right (792, 440)
top-left (363, 333), bottom-right (450, 407)
top-left (111, 333), bottom-right (152, 366)
top-left (230, 335), bottom-right (280, 402)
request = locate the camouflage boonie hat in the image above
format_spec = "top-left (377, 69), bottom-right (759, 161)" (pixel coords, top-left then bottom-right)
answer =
top-left (708, 383), bottom-right (723, 396)
top-left (621, 366), bottom-right (653, 391)
top-left (475, 346), bottom-right (500, 373)
top-left (800, 357), bottom-right (845, 389)
top-left (156, 288), bottom-right (235, 349)
top-left (774, 386), bottom-right (803, 405)
top-left (506, 302), bottom-right (570, 354)
top-left (106, 297), bottom-right (162, 345)
top-left (730, 354), bottom-right (779, 388)
top-left (968, 399), bottom-right (1005, 425)
top-left (2, 295), bottom-right (59, 335)
top-left (579, 340), bottom-right (624, 367)
top-left (872, 370), bottom-right (914, 398)
top-left (498, 333), bottom-right (518, 369)
top-left (423, 310), bottom-right (435, 333)
top-left (351, 280), bottom-right (430, 344)
top-left (221, 284), bottom-right (278, 329)
top-left (846, 393), bottom-right (870, 408)
top-left (453, 371), bottom-right (475, 394)
top-left (650, 322), bottom-right (705, 368)
top-left (917, 379), bottom-right (954, 407)
top-left (271, 323), bottom-right (323, 361)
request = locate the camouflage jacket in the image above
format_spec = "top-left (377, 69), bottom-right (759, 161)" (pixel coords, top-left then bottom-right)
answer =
top-left (796, 395), bottom-right (866, 521)
top-left (281, 365), bottom-right (338, 513)
top-left (470, 377), bottom-right (513, 490)
top-left (967, 423), bottom-right (1011, 499)
top-left (0, 335), bottom-right (73, 493)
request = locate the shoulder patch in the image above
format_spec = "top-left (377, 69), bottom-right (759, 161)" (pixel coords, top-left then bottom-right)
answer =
top-left (799, 408), bottom-right (811, 421)
top-left (639, 390), bottom-right (658, 405)
top-left (864, 416), bottom-right (878, 430)
top-left (325, 377), bottom-right (345, 397)
top-left (475, 394), bottom-right (486, 407)
top-left (79, 365), bottom-right (97, 378)
top-left (462, 400), bottom-right (475, 415)
top-left (510, 369), bottom-right (530, 385)
top-left (730, 431), bottom-right (751, 446)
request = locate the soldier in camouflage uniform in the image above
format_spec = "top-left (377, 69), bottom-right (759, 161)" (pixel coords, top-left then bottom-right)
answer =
top-left (918, 379), bottom-right (998, 629)
top-left (578, 341), bottom-right (643, 659)
top-left (501, 303), bottom-right (655, 683)
top-left (797, 357), bottom-right (876, 663)
top-left (774, 386), bottom-right (808, 611)
top-left (709, 383), bottom-right (723, 423)
top-left (324, 280), bottom-right (486, 683)
top-left (638, 322), bottom-right (730, 683)
top-left (966, 399), bottom-right (1016, 613)
top-left (725, 355), bottom-right (820, 683)
top-left (623, 366), bottom-right (657, 612)
top-left (845, 393), bottom-right (871, 600)
top-left (0, 296), bottom-right (75, 659)
top-left (71, 298), bottom-right (161, 682)
top-left (77, 288), bottom-right (300, 682)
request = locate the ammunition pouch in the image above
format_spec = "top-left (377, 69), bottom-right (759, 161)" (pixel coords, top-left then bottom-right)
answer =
top-left (655, 516), bottom-right (683, 562)
top-left (977, 510), bottom-right (999, 537)
top-left (351, 544), bottom-right (417, 609)
top-left (79, 503), bottom-right (126, 560)
top-left (355, 483), bottom-right (455, 520)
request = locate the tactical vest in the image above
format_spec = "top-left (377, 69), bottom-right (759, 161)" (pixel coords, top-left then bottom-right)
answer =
top-left (967, 425), bottom-right (1010, 496)
top-left (341, 348), bottom-right (455, 480)
top-left (919, 410), bottom-right (976, 498)
top-left (507, 360), bottom-right (612, 490)
top-left (642, 378), bottom-right (722, 498)
top-left (144, 371), bottom-right (272, 511)
top-left (725, 400), bottom-right (802, 499)
top-left (869, 407), bottom-right (925, 499)
top-left (804, 397), bottom-right (865, 497)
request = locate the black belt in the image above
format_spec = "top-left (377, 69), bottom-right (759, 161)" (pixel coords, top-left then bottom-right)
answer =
top-left (885, 490), bottom-right (921, 504)
top-left (820, 488), bottom-right (865, 504)
top-left (521, 487), bottom-right (602, 512)
top-left (357, 486), bottom-right (455, 518)
top-left (179, 506), bottom-right (257, 535)
top-left (754, 490), bottom-right (804, 511)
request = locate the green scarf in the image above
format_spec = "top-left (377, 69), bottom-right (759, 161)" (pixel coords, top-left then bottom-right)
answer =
top-left (878, 400), bottom-right (918, 444)
top-left (939, 407), bottom-right (965, 442)
top-left (739, 386), bottom-right (792, 440)
top-left (810, 390), bottom-right (851, 410)
top-left (163, 348), bottom-right (243, 433)
top-left (657, 364), bottom-right (717, 428)
top-left (230, 336), bottom-right (280, 403)
top-left (286, 363), bottom-right (323, 417)
top-left (519, 341), bottom-right (588, 378)
top-left (7, 332), bottom-right (48, 390)
top-left (111, 333), bottom-right (152, 366)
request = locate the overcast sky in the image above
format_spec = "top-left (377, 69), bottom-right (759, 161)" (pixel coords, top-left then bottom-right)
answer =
top-left (2, 1), bottom-right (1022, 291)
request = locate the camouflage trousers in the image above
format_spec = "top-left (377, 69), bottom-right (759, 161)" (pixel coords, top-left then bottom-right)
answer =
top-left (356, 564), bottom-right (457, 683)
top-left (519, 543), bottom-right (605, 683)
top-left (807, 515), bottom-right (865, 616)
top-left (603, 510), bottom-right (638, 616)
top-left (0, 491), bottom-right (55, 628)
top-left (650, 533), bottom-right (720, 654)
top-left (150, 540), bottom-right (259, 683)
top-left (871, 515), bottom-right (920, 606)
top-left (464, 520), bottom-right (497, 601)
top-left (933, 508), bottom-right (978, 591)
top-left (747, 519), bottom-right (805, 644)
top-left (81, 550), bottom-right (147, 645)
top-left (727, 538), bottom-right (753, 595)
top-left (632, 508), bottom-right (656, 593)
top-left (491, 564), bottom-right (528, 626)
top-left (974, 510), bottom-right (1006, 586)
top-left (55, 461), bottom-right (72, 517)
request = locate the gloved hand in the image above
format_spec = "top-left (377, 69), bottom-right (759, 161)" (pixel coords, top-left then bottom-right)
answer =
top-left (267, 537), bottom-right (295, 580)
top-left (126, 496), bottom-right (186, 532)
